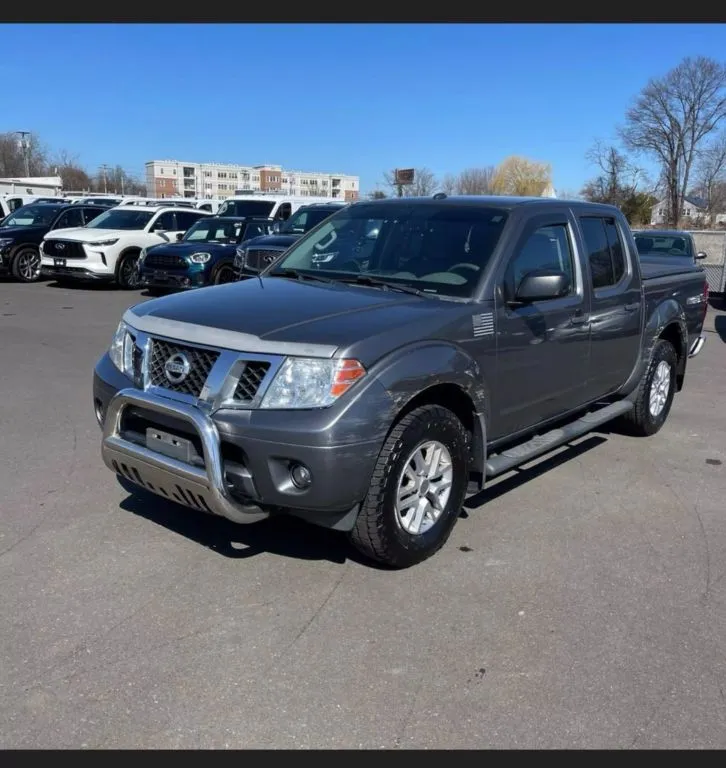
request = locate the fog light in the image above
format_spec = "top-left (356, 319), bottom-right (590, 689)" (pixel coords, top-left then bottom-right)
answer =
top-left (182, 277), bottom-right (191, 286)
top-left (290, 463), bottom-right (312, 489)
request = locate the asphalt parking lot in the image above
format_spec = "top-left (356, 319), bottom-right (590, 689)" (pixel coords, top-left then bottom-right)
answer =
top-left (1, 278), bottom-right (725, 749)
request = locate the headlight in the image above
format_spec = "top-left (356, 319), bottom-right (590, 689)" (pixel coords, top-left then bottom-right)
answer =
top-left (234, 247), bottom-right (247, 267)
top-left (139, 248), bottom-right (147, 262)
top-left (0, 237), bottom-right (14, 248)
top-left (190, 252), bottom-right (211, 264)
top-left (260, 357), bottom-right (366, 409)
top-left (86, 238), bottom-right (119, 248)
top-left (109, 321), bottom-right (136, 376)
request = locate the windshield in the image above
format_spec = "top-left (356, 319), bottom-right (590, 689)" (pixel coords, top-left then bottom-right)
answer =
top-left (85, 208), bottom-right (154, 230)
top-left (1, 204), bottom-right (63, 227)
top-left (183, 219), bottom-right (245, 244)
top-left (269, 203), bottom-right (509, 298)
top-left (217, 199), bottom-right (275, 217)
top-left (634, 233), bottom-right (693, 259)
top-left (280, 207), bottom-right (338, 234)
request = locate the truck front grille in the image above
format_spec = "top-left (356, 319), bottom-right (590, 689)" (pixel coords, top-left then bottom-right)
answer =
top-left (144, 253), bottom-right (187, 269)
top-left (44, 240), bottom-right (86, 259)
top-left (245, 248), bottom-right (285, 272)
top-left (233, 362), bottom-right (271, 403)
top-left (148, 339), bottom-right (219, 397)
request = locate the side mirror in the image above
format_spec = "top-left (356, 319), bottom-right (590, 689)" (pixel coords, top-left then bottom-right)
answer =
top-left (696, 251), bottom-right (707, 260)
top-left (176, 232), bottom-right (184, 241)
top-left (514, 269), bottom-right (570, 303)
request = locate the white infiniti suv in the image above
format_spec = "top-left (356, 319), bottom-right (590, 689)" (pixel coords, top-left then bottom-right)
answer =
top-left (41, 206), bottom-right (211, 289)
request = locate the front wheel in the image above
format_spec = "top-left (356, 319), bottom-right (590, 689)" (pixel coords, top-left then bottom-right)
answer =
top-left (212, 263), bottom-right (236, 285)
top-left (11, 246), bottom-right (42, 283)
top-left (618, 338), bottom-right (678, 437)
top-left (349, 405), bottom-right (470, 568)
top-left (116, 252), bottom-right (141, 290)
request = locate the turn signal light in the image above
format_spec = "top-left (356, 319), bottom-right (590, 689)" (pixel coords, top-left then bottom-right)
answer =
top-left (330, 359), bottom-right (366, 398)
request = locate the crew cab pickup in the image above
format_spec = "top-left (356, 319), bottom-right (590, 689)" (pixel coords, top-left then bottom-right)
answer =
top-left (41, 206), bottom-right (211, 289)
top-left (93, 196), bottom-right (708, 568)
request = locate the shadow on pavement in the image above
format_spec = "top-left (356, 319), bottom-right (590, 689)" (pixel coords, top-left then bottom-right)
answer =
top-left (117, 476), bottom-right (381, 568)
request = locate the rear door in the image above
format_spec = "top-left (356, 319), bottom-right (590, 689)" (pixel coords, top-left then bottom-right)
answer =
top-left (575, 214), bottom-right (643, 398)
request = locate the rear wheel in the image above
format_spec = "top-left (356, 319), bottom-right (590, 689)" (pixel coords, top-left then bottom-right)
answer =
top-left (11, 246), bottom-right (42, 283)
top-left (116, 251), bottom-right (141, 290)
top-left (618, 338), bottom-right (678, 436)
top-left (349, 405), bottom-right (469, 568)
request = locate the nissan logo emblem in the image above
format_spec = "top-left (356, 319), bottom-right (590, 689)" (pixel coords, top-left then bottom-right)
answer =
top-left (164, 352), bottom-right (191, 384)
top-left (263, 253), bottom-right (276, 264)
top-left (56, 243), bottom-right (66, 250)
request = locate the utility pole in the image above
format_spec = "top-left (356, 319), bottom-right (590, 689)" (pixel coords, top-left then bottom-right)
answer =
top-left (15, 131), bottom-right (31, 176)
top-left (99, 164), bottom-right (109, 194)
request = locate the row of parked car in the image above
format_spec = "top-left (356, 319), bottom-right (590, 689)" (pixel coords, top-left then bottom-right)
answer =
top-left (0, 196), bottom-right (347, 289)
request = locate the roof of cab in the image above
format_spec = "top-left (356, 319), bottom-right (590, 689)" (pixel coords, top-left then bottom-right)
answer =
top-left (349, 195), bottom-right (621, 213)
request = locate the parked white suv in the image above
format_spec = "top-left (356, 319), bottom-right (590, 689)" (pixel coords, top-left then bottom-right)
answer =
top-left (41, 206), bottom-right (211, 288)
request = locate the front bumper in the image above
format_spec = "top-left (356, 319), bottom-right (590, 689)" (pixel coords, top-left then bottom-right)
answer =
top-left (138, 268), bottom-right (206, 290)
top-left (94, 357), bottom-right (389, 530)
top-left (40, 249), bottom-right (114, 281)
top-left (101, 387), bottom-right (270, 524)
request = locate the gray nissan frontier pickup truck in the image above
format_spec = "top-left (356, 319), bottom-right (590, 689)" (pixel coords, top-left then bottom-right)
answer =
top-left (93, 195), bottom-right (708, 568)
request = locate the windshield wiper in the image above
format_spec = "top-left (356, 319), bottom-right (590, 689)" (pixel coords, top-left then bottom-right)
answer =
top-left (337, 274), bottom-right (428, 297)
top-left (269, 267), bottom-right (335, 284)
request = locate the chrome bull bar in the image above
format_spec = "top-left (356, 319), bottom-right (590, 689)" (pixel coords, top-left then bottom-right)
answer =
top-left (688, 335), bottom-right (705, 358)
top-left (101, 388), bottom-right (269, 524)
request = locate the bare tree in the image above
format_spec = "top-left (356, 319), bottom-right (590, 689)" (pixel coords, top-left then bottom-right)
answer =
top-left (368, 189), bottom-right (387, 199)
top-left (694, 132), bottom-right (726, 222)
top-left (491, 156), bottom-right (552, 196)
top-left (382, 167), bottom-right (438, 197)
top-left (580, 141), bottom-right (647, 204)
top-left (620, 56), bottom-right (726, 226)
top-left (455, 166), bottom-right (495, 195)
top-left (439, 173), bottom-right (458, 194)
top-left (51, 149), bottom-right (93, 191)
top-left (0, 131), bottom-right (49, 177)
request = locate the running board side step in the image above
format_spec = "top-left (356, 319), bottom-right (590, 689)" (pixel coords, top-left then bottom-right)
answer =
top-left (485, 400), bottom-right (634, 478)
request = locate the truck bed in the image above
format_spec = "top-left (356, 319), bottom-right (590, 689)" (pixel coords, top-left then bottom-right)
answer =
top-left (639, 254), bottom-right (702, 280)
top-left (639, 254), bottom-right (707, 345)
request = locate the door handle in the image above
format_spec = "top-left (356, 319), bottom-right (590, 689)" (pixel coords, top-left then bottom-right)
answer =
top-left (570, 310), bottom-right (588, 326)
top-left (624, 302), bottom-right (640, 312)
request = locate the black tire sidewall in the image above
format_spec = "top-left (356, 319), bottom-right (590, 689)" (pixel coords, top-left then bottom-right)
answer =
top-left (11, 246), bottom-right (41, 282)
top-left (374, 408), bottom-right (469, 565)
top-left (213, 263), bottom-right (235, 285)
top-left (638, 340), bottom-right (678, 434)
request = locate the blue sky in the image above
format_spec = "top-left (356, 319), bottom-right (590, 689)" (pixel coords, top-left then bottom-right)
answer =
top-left (2, 23), bottom-right (725, 195)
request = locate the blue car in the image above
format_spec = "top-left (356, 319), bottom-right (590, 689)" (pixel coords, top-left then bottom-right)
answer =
top-left (138, 215), bottom-right (272, 292)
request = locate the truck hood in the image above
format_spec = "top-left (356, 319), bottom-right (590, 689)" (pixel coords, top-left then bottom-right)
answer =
top-left (44, 228), bottom-right (124, 242)
top-left (124, 275), bottom-right (470, 360)
top-left (243, 233), bottom-right (300, 250)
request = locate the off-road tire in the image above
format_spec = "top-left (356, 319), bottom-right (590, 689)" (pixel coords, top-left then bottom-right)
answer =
top-left (617, 338), bottom-right (678, 437)
top-left (349, 404), bottom-right (470, 568)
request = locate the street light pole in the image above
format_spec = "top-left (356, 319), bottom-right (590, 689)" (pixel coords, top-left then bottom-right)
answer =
top-left (14, 131), bottom-right (31, 176)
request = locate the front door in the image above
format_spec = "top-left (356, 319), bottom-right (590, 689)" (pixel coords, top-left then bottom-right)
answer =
top-left (491, 212), bottom-right (592, 439)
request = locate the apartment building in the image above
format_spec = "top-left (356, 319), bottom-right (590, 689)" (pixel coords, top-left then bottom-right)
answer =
top-left (144, 160), bottom-right (359, 201)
